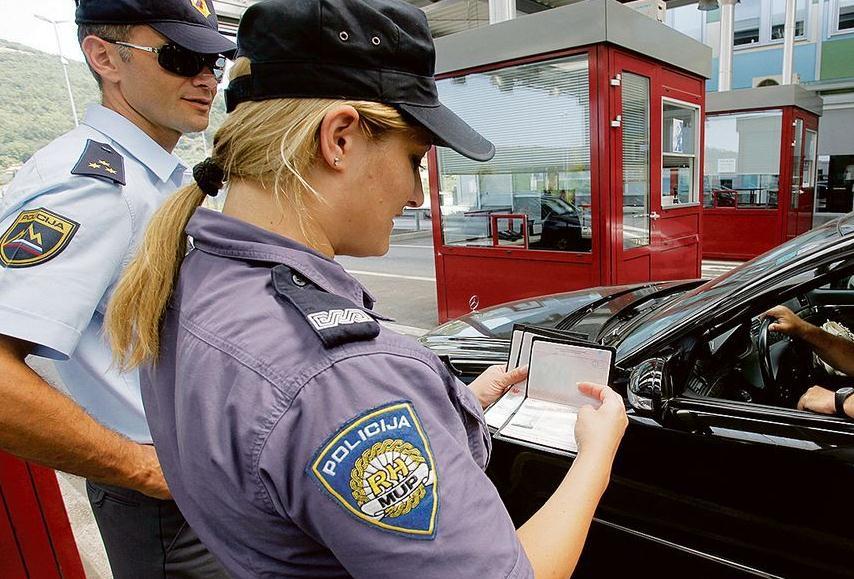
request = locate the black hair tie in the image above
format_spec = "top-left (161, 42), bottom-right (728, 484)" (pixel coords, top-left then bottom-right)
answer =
top-left (193, 158), bottom-right (225, 197)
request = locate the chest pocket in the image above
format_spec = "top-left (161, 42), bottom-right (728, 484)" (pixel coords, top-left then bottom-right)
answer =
top-left (448, 377), bottom-right (492, 469)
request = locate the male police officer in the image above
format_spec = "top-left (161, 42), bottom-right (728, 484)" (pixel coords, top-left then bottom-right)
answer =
top-left (0, 1), bottom-right (234, 576)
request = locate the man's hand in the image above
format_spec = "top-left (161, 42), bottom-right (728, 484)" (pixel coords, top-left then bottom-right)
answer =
top-left (132, 444), bottom-right (171, 500)
top-left (764, 305), bottom-right (810, 338)
top-left (797, 385), bottom-right (836, 415)
top-left (0, 334), bottom-right (172, 499)
top-left (468, 364), bottom-right (528, 409)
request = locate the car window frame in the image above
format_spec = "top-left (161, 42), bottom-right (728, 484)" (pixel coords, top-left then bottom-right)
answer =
top-left (659, 256), bottom-right (854, 429)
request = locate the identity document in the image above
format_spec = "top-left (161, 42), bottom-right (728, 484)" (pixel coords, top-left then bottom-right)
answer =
top-left (485, 325), bottom-right (614, 454)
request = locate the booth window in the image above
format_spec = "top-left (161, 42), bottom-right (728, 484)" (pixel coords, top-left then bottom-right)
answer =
top-left (803, 129), bottom-right (817, 188)
top-left (834, 0), bottom-right (854, 32)
top-left (622, 73), bottom-right (650, 250)
top-left (735, 0), bottom-right (807, 46)
top-left (435, 55), bottom-right (592, 253)
top-left (662, 100), bottom-right (699, 207)
top-left (791, 118), bottom-right (804, 209)
top-left (704, 110), bottom-right (782, 209)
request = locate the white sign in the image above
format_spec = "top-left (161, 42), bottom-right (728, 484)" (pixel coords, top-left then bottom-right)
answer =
top-left (717, 158), bottom-right (737, 174)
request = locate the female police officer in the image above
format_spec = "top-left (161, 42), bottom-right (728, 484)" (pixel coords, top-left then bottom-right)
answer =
top-left (107, 0), bottom-right (627, 576)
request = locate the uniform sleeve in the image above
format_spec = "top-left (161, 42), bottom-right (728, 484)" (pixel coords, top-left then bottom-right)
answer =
top-left (0, 164), bottom-right (132, 359)
top-left (258, 352), bottom-right (534, 579)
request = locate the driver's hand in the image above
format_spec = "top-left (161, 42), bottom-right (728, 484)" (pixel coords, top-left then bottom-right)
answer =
top-left (764, 305), bottom-right (808, 338)
top-left (797, 385), bottom-right (836, 415)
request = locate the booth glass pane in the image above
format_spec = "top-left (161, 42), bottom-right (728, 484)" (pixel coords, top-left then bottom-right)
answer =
top-left (734, 0), bottom-right (761, 45)
top-left (663, 103), bottom-right (697, 155)
top-left (436, 55), bottom-right (592, 253)
top-left (792, 118), bottom-right (803, 209)
top-left (803, 129), bottom-right (817, 187)
top-left (622, 72), bottom-right (650, 250)
top-left (662, 102), bottom-right (699, 206)
top-left (704, 111), bottom-right (782, 209)
top-left (771, 0), bottom-right (807, 39)
top-left (662, 157), bottom-right (695, 205)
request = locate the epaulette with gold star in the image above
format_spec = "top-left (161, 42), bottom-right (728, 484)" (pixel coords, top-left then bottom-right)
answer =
top-left (71, 139), bottom-right (126, 186)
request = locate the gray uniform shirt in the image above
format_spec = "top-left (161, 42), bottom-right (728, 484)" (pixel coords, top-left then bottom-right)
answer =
top-left (142, 208), bottom-right (534, 578)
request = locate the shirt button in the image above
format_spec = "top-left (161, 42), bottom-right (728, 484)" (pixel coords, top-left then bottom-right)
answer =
top-left (292, 272), bottom-right (308, 287)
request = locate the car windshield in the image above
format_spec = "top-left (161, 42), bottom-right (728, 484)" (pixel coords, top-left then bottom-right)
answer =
top-left (616, 217), bottom-right (852, 357)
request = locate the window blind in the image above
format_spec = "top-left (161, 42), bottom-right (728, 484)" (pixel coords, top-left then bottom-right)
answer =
top-left (436, 55), bottom-right (590, 176)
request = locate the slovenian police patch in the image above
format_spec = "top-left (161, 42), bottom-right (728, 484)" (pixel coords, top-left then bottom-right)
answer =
top-left (308, 401), bottom-right (438, 539)
top-left (0, 208), bottom-right (79, 268)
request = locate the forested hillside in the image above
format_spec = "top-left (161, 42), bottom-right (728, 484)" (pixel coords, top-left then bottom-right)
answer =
top-left (0, 38), bottom-right (224, 175)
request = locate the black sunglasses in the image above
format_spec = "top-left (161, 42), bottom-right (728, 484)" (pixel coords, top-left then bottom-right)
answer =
top-left (104, 39), bottom-right (226, 82)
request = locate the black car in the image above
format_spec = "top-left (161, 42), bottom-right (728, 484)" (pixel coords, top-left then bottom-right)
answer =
top-left (419, 214), bottom-right (854, 579)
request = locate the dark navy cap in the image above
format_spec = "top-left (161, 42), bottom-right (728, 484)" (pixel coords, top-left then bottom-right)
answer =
top-left (75, 0), bottom-right (236, 56)
top-left (224, 0), bottom-right (494, 162)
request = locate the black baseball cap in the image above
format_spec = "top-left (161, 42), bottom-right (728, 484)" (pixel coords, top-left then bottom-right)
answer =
top-left (224, 0), bottom-right (494, 162)
top-left (75, 0), bottom-right (236, 56)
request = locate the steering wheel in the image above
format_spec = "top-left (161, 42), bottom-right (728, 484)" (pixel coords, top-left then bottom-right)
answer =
top-left (757, 315), bottom-right (814, 406)
top-left (757, 316), bottom-right (777, 391)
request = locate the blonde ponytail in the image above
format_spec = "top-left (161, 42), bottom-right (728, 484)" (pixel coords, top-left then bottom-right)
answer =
top-left (106, 57), bottom-right (414, 370)
top-left (107, 183), bottom-right (206, 370)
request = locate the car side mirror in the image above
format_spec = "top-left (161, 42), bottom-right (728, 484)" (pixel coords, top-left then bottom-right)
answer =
top-left (628, 358), bottom-right (666, 416)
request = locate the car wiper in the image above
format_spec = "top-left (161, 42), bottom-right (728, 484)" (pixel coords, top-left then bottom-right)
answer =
top-left (555, 284), bottom-right (655, 331)
top-left (594, 281), bottom-right (702, 342)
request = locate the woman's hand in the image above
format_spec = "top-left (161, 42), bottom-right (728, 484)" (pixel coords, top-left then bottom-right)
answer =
top-left (764, 305), bottom-right (809, 338)
top-left (574, 382), bottom-right (628, 457)
top-left (467, 364), bottom-right (528, 409)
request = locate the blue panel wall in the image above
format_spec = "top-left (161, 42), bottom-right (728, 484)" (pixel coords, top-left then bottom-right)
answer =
top-left (707, 44), bottom-right (817, 92)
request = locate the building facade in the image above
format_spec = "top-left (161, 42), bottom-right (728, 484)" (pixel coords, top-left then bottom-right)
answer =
top-left (664, 0), bottom-right (854, 223)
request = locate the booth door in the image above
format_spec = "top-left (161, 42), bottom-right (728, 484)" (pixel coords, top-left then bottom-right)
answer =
top-left (611, 54), bottom-right (659, 284)
top-left (787, 114), bottom-right (819, 239)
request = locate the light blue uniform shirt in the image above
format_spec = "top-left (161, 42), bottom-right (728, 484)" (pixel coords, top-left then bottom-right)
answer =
top-left (0, 104), bottom-right (186, 443)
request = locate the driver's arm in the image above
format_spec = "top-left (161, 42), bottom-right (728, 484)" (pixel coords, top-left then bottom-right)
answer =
top-left (765, 306), bottom-right (854, 376)
top-left (798, 386), bottom-right (854, 418)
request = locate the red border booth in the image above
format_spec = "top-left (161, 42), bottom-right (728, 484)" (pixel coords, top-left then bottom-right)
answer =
top-left (703, 85), bottom-right (823, 261)
top-left (428, 0), bottom-right (711, 322)
top-left (1, 453), bottom-right (85, 578)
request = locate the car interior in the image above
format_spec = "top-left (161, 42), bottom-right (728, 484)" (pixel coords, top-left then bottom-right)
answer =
top-left (674, 258), bottom-right (854, 413)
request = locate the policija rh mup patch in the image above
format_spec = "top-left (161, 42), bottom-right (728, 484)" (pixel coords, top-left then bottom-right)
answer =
top-left (308, 401), bottom-right (438, 539)
top-left (0, 208), bottom-right (79, 268)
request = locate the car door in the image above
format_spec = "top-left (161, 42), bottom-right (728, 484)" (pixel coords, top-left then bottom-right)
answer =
top-left (658, 398), bottom-right (854, 578)
top-left (485, 405), bottom-right (802, 579)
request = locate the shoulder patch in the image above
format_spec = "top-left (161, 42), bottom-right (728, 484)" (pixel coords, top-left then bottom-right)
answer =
top-left (0, 208), bottom-right (80, 268)
top-left (71, 139), bottom-right (126, 185)
top-left (271, 264), bottom-right (380, 348)
top-left (308, 401), bottom-right (439, 539)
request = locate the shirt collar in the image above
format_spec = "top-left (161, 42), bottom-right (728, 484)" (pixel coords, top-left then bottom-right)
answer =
top-left (82, 104), bottom-right (186, 183)
top-left (186, 208), bottom-right (379, 310)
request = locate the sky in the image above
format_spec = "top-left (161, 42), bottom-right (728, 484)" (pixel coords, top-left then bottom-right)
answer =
top-left (0, 0), bottom-right (85, 61)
